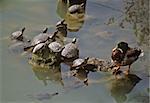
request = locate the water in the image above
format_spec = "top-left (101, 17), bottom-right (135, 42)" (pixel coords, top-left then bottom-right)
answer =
top-left (0, 0), bottom-right (149, 103)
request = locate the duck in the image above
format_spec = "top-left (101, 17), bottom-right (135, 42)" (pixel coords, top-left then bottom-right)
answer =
top-left (111, 41), bottom-right (144, 75)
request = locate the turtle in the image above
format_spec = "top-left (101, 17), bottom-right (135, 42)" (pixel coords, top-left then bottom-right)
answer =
top-left (32, 43), bottom-right (45, 54)
top-left (71, 57), bottom-right (89, 69)
top-left (30, 27), bottom-right (49, 46)
top-left (31, 42), bottom-right (59, 66)
top-left (111, 41), bottom-right (144, 76)
top-left (55, 19), bottom-right (67, 37)
top-left (31, 42), bottom-right (49, 64)
top-left (68, 3), bottom-right (85, 14)
top-left (24, 29), bottom-right (57, 51)
top-left (61, 38), bottom-right (79, 61)
top-left (48, 41), bottom-right (63, 53)
top-left (11, 27), bottom-right (26, 41)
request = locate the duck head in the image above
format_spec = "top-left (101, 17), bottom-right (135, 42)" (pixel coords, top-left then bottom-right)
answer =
top-left (117, 41), bottom-right (129, 53)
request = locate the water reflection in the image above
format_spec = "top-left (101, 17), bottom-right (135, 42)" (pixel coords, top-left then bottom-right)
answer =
top-left (108, 74), bottom-right (141, 103)
top-left (57, 0), bottom-right (87, 32)
top-left (8, 41), bottom-right (29, 55)
top-left (30, 63), bottom-right (64, 86)
top-left (71, 68), bottom-right (89, 86)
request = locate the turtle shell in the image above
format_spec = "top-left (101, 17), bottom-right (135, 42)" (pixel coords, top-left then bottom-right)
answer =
top-left (32, 43), bottom-right (45, 53)
top-left (48, 41), bottom-right (63, 53)
top-left (68, 5), bottom-right (81, 13)
top-left (68, 3), bottom-right (84, 14)
top-left (11, 27), bottom-right (25, 40)
top-left (61, 42), bottom-right (79, 58)
top-left (11, 31), bottom-right (22, 39)
top-left (31, 33), bottom-right (49, 46)
top-left (72, 58), bottom-right (85, 67)
top-left (56, 20), bottom-right (65, 27)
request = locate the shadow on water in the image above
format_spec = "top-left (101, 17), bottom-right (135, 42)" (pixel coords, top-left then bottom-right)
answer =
top-left (107, 74), bottom-right (141, 103)
top-left (126, 87), bottom-right (149, 103)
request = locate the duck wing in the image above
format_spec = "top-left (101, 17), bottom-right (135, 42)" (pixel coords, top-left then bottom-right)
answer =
top-left (126, 48), bottom-right (142, 58)
top-left (121, 48), bottom-right (142, 66)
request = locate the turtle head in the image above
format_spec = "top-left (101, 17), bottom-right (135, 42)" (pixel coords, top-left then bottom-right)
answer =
top-left (21, 27), bottom-right (26, 32)
top-left (42, 27), bottom-right (48, 33)
top-left (61, 46), bottom-right (65, 51)
top-left (49, 31), bottom-right (58, 40)
top-left (85, 57), bottom-right (89, 62)
top-left (117, 41), bottom-right (129, 53)
top-left (56, 20), bottom-right (67, 36)
top-left (60, 19), bottom-right (65, 25)
top-left (53, 30), bottom-right (58, 37)
top-left (56, 19), bottom-right (65, 26)
top-left (56, 19), bottom-right (67, 28)
top-left (80, 3), bottom-right (85, 8)
top-left (72, 38), bottom-right (77, 44)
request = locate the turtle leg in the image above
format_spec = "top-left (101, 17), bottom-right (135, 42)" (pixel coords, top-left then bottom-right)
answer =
top-left (72, 72), bottom-right (77, 76)
top-left (71, 70), bottom-right (77, 76)
top-left (97, 66), bottom-right (101, 71)
top-left (124, 65), bottom-right (131, 75)
top-left (83, 78), bottom-right (88, 86)
top-left (17, 36), bottom-right (23, 41)
top-left (48, 60), bottom-right (55, 66)
top-left (46, 57), bottom-right (55, 66)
